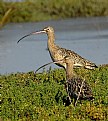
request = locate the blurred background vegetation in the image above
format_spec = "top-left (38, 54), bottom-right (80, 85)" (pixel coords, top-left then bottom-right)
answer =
top-left (0, 0), bottom-right (108, 26)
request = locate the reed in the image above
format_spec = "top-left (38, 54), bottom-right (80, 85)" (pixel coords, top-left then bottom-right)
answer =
top-left (0, 0), bottom-right (108, 23)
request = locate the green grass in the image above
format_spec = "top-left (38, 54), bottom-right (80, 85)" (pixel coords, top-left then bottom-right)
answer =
top-left (0, 0), bottom-right (108, 23)
top-left (1, 65), bottom-right (108, 121)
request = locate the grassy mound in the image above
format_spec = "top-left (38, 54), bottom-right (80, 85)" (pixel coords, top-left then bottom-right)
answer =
top-left (1, 65), bottom-right (108, 120)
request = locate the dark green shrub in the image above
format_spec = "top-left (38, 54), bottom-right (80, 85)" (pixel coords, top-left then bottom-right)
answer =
top-left (1, 66), bottom-right (108, 120)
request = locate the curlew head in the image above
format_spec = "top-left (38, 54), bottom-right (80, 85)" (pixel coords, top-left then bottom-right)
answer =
top-left (61, 56), bottom-right (73, 66)
top-left (17, 26), bottom-right (54, 43)
top-left (43, 26), bottom-right (54, 33)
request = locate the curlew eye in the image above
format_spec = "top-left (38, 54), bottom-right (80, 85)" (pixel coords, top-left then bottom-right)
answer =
top-left (47, 28), bottom-right (50, 31)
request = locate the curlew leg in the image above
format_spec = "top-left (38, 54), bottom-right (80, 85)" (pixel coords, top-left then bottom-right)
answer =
top-left (65, 81), bottom-right (72, 105)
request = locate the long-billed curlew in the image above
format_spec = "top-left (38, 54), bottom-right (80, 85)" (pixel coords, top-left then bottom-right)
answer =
top-left (35, 57), bottom-right (94, 106)
top-left (17, 26), bottom-right (98, 70)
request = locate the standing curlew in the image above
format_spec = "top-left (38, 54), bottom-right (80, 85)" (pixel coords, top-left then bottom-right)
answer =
top-left (17, 26), bottom-right (98, 70)
top-left (35, 57), bottom-right (94, 106)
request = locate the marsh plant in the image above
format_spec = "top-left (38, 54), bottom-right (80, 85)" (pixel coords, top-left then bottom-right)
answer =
top-left (0, 0), bottom-right (108, 23)
top-left (1, 65), bottom-right (108, 120)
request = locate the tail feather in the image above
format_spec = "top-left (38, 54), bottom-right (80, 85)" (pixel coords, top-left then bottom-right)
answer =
top-left (85, 62), bottom-right (98, 69)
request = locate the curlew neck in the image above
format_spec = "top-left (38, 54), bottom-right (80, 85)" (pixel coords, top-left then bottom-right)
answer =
top-left (47, 30), bottom-right (57, 51)
top-left (66, 61), bottom-right (74, 80)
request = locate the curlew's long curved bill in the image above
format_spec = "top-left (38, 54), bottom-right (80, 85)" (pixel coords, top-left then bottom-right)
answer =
top-left (35, 56), bottom-right (72, 73)
top-left (17, 30), bottom-right (46, 43)
top-left (35, 58), bottom-right (64, 73)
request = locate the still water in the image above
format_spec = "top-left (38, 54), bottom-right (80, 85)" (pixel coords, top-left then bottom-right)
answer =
top-left (0, 17), bottom-right (108, 74)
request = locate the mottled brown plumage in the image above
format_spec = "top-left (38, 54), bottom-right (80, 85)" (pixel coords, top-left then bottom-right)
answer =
top-left (63, 57), bottom-right (94, 106)
top-left (17, 26), bottom-right (98, 70)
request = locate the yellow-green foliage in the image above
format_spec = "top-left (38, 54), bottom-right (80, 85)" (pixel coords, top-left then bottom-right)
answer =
top-left (1, 65), bottom-right (108, 121)
top-left (0, 0), bottom-right (108, 23)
